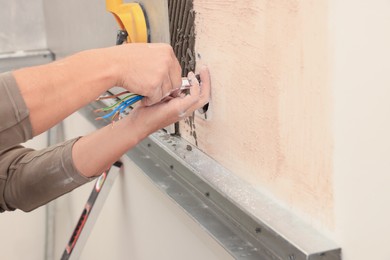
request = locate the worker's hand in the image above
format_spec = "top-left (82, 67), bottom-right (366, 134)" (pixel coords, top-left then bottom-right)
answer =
top-left (109, 43), bottom-right (182, 106)
top-left (129, 66), bottom-right (211, 138)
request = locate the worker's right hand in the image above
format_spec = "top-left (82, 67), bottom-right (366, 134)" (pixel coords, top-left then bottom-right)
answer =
top-left (128, 66), bottom-right (211, 140)
top-left (107, 43), bottom-right (182, 106)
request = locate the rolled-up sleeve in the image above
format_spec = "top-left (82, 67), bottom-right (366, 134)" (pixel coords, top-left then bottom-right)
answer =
top-left (0, 72), bottom-right (32, 150)
top-left (0, 138), bottom-right (93, 212)
top-left (0, 72), bottom-right (93, 212)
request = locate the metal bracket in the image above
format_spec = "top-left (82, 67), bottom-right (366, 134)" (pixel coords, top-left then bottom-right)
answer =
top-left (79, 101), bottom-right (341, 260)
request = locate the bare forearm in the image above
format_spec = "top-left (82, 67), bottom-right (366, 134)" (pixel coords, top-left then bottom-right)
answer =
top-left (71, 113), bottom-right (145, 177)
top-left (13, 48), bottom-right (116, 136)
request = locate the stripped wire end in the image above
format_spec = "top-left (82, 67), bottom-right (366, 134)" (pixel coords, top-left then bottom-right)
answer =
top-left (110, 112), bottom-right (120, 128)
top-left (96, 91), bottom-right (131, 100)
top-left (94, 108), bottom-right (104, 113)
top-left (111, 111), bottom-right (120, 122)
top-left (95, 93), bottom-right (144, 123)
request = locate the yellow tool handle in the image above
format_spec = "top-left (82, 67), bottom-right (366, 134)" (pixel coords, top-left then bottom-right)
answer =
top-left (106, 0), bottom-right (149, 43)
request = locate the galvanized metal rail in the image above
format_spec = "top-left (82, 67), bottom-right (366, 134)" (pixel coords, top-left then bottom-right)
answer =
top-left (79, 101), bottom-right (341, 260)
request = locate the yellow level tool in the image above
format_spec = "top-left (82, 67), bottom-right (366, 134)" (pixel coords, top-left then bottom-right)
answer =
top-left (106, 0), bottom-right (149, 43)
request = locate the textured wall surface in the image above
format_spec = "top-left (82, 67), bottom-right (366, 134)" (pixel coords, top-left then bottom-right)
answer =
top-left (181, 0), bottom-right (333, 226)
top-left (168, 0), bottom-right (196, 76)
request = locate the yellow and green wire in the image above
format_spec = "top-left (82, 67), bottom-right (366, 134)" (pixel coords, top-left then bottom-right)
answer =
top-left (95, 92), bottom-right (143, 121)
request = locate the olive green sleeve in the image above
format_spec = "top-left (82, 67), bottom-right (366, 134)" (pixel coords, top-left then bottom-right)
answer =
top-left (0, 138), bottom-right (94, 212)
top-left (0, 72), bottom-right (32, 150)
top-left (0, 72), bottom-right (94, 212)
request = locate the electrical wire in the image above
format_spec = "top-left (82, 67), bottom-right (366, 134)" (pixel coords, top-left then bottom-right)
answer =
top-left (95, 75), bottom-right (198, 122)
top-left (96, 91), bottom-right (130, 100)
top-left (94, 94), bottom-right (137, 113)
top-left (95, 94), bottom-right (143, 121)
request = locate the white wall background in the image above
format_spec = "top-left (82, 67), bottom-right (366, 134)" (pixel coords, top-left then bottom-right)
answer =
top-left (0, 0), bottom-right (47, 53)
top-left (331, 1), bottom-right (390, 259)
top-left (42, 0), bottom-right (118, 58)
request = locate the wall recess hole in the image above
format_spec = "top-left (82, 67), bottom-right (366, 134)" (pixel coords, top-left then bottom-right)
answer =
top-left (198, 103), bottom-right (209, 114)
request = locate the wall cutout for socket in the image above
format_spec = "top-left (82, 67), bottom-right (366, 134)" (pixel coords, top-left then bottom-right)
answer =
top-left (196, 103), bottom-right (210, 120)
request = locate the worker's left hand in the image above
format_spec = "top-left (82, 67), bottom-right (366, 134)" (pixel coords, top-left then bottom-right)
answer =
top-left (128, 66), bottom-right (211, 138)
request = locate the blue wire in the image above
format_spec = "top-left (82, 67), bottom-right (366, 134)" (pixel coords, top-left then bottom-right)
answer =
top-left (99, 103), bottom-right (126, 119)
top-left (100, 95), bottom-right (143, 119)
top-left (124, 95), bottom-right (143, 107)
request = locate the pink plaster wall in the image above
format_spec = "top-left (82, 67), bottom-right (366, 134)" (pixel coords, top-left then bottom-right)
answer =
top-left (181, 0), bottom-right (333, 226)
